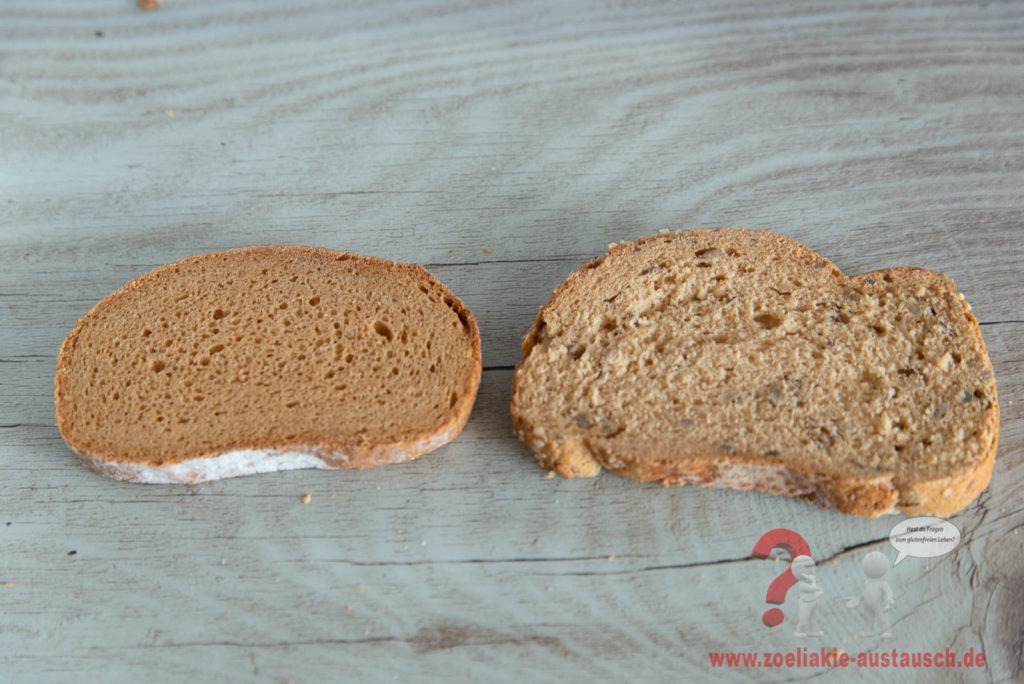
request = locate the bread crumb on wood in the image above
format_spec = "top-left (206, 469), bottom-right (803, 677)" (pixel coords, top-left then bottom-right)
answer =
top-left (481, 246), bottom-right (493, 254)
top-left (164, 109), bottom-right (174, 118)
top-left (545, 470), bottom-right (556, 479)
top-left (138, 0), bottom-right (161, 9)
top-left (2, 582), bottom-right (13, 588)
top-left (301, 493), bottom-right (311, 504)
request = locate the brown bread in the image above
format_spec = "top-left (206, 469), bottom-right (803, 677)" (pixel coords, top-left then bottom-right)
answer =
top-left (55, 245), bottom-right (481, 483)
top-left (511, 229), bottom-right (998, 517)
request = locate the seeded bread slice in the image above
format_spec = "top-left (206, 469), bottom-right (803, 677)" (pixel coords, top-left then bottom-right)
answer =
top-left (55, 245), bottom-right (481, 483)
top-left (511, 229), bottom-right (998, 517)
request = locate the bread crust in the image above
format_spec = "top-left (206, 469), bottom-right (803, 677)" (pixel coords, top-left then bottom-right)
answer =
top-left (55, 245), bottom-right (482, 483)
top-left (511, 229), bottom-right (998, 517)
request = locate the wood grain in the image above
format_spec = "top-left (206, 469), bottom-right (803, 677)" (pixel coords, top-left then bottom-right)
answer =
top-left (1, 1), bottom-right (1022, 682)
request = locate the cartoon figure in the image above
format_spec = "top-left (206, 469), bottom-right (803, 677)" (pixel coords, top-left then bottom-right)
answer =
top-left (791, 555), bottom-right (824, 638)
top-left (846, 551), bottom-right (894, 638)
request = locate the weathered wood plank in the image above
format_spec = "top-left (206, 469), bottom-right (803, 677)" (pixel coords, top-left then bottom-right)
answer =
top-left (1, 1), bottom-right (1022, 682)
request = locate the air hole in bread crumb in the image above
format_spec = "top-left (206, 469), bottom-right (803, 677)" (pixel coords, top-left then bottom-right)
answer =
top-left (450, 391), bottom-right (458, 408)
top-left (150, 360), bottom-right (166, 372)
top-left (210, 344), bottom-right (224, 354)
top-left (871, 324), bottom-right (888, 336)
top-left (212, 308), bottom-right (226, 320)
top-left (374, 321), bottom-right (394, 341)
top-left (567, 343), bottom-right (586, 360)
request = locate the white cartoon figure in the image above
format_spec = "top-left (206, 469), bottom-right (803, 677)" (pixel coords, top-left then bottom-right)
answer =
top-left (846, 551), bottom-right (894, 639)
top-left (791, 555), bottom-right (824, 638)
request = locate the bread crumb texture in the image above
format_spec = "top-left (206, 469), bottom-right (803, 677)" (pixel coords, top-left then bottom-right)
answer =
top-left (55, 245), bottom-right (481, 480)
top-left (511, 229), bottom-right (998, 517)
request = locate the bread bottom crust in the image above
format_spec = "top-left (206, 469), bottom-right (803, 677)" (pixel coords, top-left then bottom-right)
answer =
top-left (73, 420), bottom-right (464, 484)
top-left (521, 426), bottom-right (998, 518)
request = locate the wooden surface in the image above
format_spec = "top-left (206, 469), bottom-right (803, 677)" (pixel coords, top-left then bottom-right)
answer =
top-left (1, 1), bottom-right (1022, 682)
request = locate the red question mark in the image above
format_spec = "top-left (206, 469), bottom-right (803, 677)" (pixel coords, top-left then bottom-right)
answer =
top-left (751, 528), bottom-right (812, 627)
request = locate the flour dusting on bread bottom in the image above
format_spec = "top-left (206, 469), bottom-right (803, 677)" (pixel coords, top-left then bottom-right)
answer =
top-left (76, 423), bottom-right (462, 484)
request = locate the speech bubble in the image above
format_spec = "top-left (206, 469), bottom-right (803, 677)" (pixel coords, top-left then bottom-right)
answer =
top-left (889, 516), bottom-right (961, 565)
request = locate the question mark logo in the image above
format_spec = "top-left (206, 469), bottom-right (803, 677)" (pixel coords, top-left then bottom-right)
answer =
top-left (751, 528), bottom-right (812, 627)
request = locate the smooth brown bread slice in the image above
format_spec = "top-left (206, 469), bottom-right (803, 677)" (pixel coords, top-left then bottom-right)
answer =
top-left (511, 229), bottom-right (998, 517)
top-left (56, 245), bottom-right (481, 483)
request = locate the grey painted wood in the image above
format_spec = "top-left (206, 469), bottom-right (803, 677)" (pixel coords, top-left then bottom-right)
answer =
top-left (1, 1), bottom-right (1022, 682)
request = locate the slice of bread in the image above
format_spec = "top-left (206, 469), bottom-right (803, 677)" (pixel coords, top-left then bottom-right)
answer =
top-left (55, 245), bottom-right (481, 483)
top-left (511, 229), bottom-right (998, 517)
